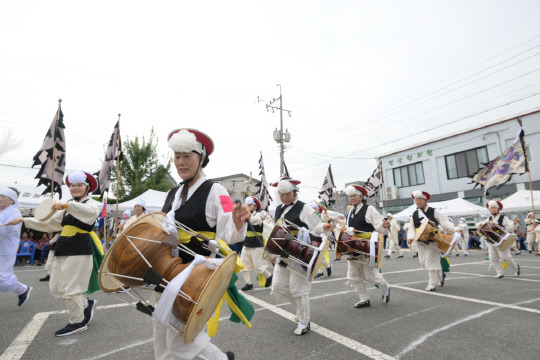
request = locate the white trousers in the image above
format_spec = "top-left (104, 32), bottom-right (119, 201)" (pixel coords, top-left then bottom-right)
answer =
top-left (271, 260), bottom-right (311, 325)
top-left (386, 232), bottom-right (402, 257)
top-left (50, 255), bottom-right (92, 324)
top-left (347, 256), bottom-right (389, 301)
top-left (488, 244), bottom-right (517, 274)
top-left (153, 322), bottom-right (227, 360)
top-left (0, 255), bottom-right (28, 295)
top-left (526, 232), bottom-right (537, 251)
top-left (239, 247), bottom-right (271, 285)
top-left (457, 235), bottom-right (469, 255)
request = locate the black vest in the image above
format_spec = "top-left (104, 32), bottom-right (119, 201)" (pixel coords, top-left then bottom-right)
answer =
top-left (412, 207), bottom-right (437, 228)
top-left (244, 220), bottom-right (264, 248)
top-left (162, 180), bottom-right (216, 263)
top-left (55, 199), bottom-right (96, 257)
top-left (347, 204), bottom-right (375, 232)
top-left (275, 201), bottom-right (308, 229)
top-left (490, 214), bottom-right (506, 228)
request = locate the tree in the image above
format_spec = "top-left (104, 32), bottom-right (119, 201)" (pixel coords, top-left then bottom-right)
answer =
top-left (111, 128), bottom-right (173, 201)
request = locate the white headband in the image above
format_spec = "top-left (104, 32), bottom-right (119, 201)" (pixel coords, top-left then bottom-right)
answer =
top-left (0, 188), bottom-right (19, 208)
top-left (245, 197), bottom-right (256, 207)
top-left (135, 199), bottom-right (147, 209)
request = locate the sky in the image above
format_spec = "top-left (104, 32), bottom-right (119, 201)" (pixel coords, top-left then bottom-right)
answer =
top-left (1, 1), bottom-right (540, 203)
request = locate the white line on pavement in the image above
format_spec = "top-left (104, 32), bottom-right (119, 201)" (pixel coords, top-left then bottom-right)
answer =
top-left (242, 293), bottom-right (396, 360)
top-left (0, 312), bottom-right (50, 360)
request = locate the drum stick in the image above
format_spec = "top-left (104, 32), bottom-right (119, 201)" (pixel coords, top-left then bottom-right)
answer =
top-left (0, 223), bottom-right (6, 227)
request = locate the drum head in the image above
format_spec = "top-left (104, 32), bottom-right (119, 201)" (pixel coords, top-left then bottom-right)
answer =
top-left (35, 199), bottom-right (57, 221)
top-left (183, 252), bottom-right (237, 344)
top-left (263, 218), bottom-right (284, 258)
top-left (499, 234), bottom-right (516, 251)
top-left (413, 220), bottom-right (430, 242)
top-left (309, 239), bottom-right (329, 281)
top-left (98, 212), bottom-right (167, 292)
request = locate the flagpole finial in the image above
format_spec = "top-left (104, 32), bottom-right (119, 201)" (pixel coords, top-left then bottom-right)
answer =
top-left (118, 113), bottom-right (121, 118)
top-left (58, 99), bottom-right (62, 103)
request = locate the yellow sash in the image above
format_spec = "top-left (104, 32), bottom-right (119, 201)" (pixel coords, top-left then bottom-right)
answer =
top-left (60, 225), bottom-right (104, 255)
top-left (246, 231), bottom-right (263, 237)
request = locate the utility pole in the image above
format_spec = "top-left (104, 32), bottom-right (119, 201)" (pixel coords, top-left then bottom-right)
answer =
top-left (266, 84), bottom-right (292, 176)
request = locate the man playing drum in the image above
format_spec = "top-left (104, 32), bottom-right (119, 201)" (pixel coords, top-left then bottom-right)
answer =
top-left (344, 185), bottom-right (391, 308)
top-left (156, 128), bottom-right (251, 360)
top-left (485, 200), bottom-right (520, 278)
top-left (384, 212), bottom-right (403, 260)
top-left (239, 196), bottom-right (273, 291)
top-left (271, 177), bottom-right (332, 336)
top-left (406, 190), bottom-right (460, 291)
top-left (8, 171), bottom-right (103, 336)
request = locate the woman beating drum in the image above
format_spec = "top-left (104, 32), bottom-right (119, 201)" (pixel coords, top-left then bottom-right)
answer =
top-left (154, 128), bottom-right (251, 360)
top-left (8, 171), bottom-right (103, 336)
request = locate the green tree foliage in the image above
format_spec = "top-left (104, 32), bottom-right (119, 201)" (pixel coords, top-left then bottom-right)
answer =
top-left (111, 128), bottom-right (174, 202)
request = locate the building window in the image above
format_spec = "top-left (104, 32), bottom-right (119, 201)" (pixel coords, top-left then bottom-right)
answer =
top-left (445, 146), bottom-right (488, 179)
top-left (393, 162), bottom-right (425, 188)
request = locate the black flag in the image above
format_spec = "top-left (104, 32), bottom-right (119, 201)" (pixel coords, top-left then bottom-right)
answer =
top-left (257, 152), bottom-right (272, 211)
top-left (318, 164), bottom-right (336, 206)
top-left (94, 119), bottom-right (123, 197)
top-left (32, 101), bottom-right (66, 198)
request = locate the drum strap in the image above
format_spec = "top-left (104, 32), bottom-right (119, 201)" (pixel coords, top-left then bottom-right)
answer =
top-left (177, 231), bottom-right (216, 244)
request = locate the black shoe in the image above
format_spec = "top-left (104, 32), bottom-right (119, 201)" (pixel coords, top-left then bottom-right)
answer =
top-left (412, 253), bottom-right (418, 258)
top-left (226, 351), bottom-right (235, 360)
top-left (265, 275), bottom-right (273, 288)
top-left (440, 273), bottom-right (446, 287)
top-left (241, 283), bottom-right (253, 291)
top-left (536, 253), bottom-right (540, 256)
top-left (314, 273), bottom-right (324, 279)
top-left (384, 255), bottom-right (390, 260)
top-left (55, 322), bottom-right (87, 337)
top-left (382, 288), bottom-right (390, 304)
top-left (18, 286), bottom-right (32, 306)
top-left (39, 275), bottom-right (50, 282)
top-left (456, 254), bottom-right (459, 257)
top-left (334, 258), bottom-right (341, 262)
top-left (37, 262), bottom-right (42, 266)
top-left (294, 322), bottom-right (310, 336)
top-left (397, 255), bottom-right (404, 259)
top-left (354, 300), bottom-right (371, 308)
top-left (326, 267), bottom-right (332, 277)
top-left (84, 299), bottom-right (97, 325)
top-left (529, 250), bottom-right (532, 254)
top-left (516, 265), bottom-right (521, 276)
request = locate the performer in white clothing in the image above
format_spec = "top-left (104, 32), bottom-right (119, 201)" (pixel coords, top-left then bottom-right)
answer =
top-left (524, 212), bottom-right (538, 254)
top-left (384, 213), bottom-right (403, 259)
top-left (239, 196), bottom-right (273, 291)
top-left (407, 190), bottom-right (460, 291)
top-left (0, 188), bottom-right (32, 306)
top-left (152, 128), bottom-right (251, 360)
top-left (485, 200), bottom-right (520, 278)
top-left (271, 177), bottom-right (331, 336)
top-left (344, 185), bottom-right (391, 308)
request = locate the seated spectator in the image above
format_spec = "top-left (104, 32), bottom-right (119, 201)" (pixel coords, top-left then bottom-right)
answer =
top-left (36, 233), bottom-right (51, 266)
top-left (18, 232), bottom-right (30, 264)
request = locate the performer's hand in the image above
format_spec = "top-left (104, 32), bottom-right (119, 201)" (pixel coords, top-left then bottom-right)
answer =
top-left (513, 218), bottom-right (520, 223)
top-left (323, 222), bottom-right (334, 232)
top-left (232, 203), bottom-right (251, 231)
top-left (382, 220), bottom-right (391, 228)
top-left (51, 202), bottom-right (68, 211)
top-left (407, 238), bottom-right (413, 245)
top-left (5, 217), bottom-right (24, 226)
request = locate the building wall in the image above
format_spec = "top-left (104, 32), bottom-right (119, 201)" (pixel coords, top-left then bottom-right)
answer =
top-left (379, 109), bottom-right (540, 207)
top-left (210, 174), bottom-right (261, 203)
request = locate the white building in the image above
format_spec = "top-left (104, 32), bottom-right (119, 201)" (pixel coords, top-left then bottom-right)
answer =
top-left (378, 107), bottom-right (540, 214)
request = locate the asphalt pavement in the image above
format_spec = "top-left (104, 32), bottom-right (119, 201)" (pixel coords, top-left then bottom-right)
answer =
top-left (2, 249), bottom-right (540, 360)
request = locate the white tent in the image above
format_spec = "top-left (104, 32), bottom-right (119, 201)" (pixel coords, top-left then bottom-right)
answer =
top-left (392, 197), bottom-right (487, 222)
top-left (115, 189), bottom-right (168, 213)
top-left (500, 190), bottom-right (540, 213)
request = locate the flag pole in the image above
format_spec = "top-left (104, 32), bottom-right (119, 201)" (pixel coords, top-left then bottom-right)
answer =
top-left (114, 114), bottom-right (121, 240)
top-left (51, 99), bottom-right (62, 199)
top-left (517, 118), bottom-right (535, 217)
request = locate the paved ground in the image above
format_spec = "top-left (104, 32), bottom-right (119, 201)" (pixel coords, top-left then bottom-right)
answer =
top-left (2, 249), bottom-right (540, 360)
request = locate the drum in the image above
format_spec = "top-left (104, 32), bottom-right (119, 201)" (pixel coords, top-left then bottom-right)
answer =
top-left (414, 220), bottom-right (456, 256)
top-left (336, 229), bottom-right (383, 268)
top-left (98, 212), bottom-right (236, 344)
top-left (35, 198), bottom-right (57, 221)
top-left (476, 221), bottom-right (516, 251)
top-left (264, 218), bottom-right (328, 281)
